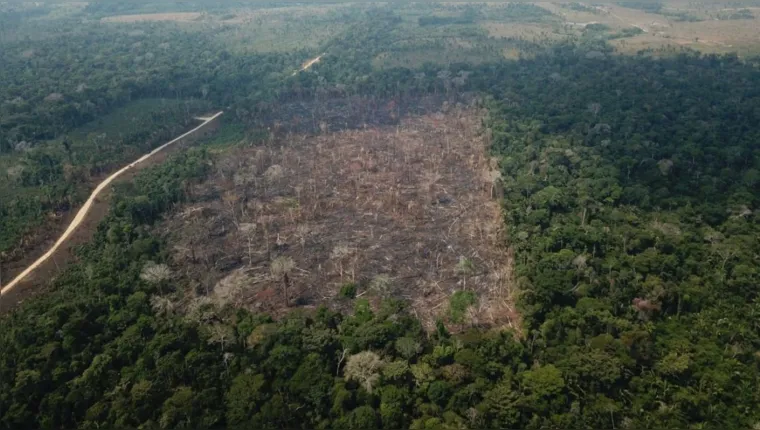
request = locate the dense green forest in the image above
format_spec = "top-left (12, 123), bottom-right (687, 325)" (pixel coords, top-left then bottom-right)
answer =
top-left (2, 2), bottom-right (760, 429)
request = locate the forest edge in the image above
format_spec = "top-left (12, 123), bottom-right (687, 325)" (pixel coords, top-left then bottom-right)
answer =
top-left (0, 112), bottom-right (224, 299)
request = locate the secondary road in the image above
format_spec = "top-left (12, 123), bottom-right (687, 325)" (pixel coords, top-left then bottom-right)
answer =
top-left (0, 111), bottom-right (223, 297)
top-left (292, 54), bottom-right (324, 76)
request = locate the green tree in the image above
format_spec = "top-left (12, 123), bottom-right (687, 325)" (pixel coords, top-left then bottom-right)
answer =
top-left (226, 373), bottom-right (267, 425)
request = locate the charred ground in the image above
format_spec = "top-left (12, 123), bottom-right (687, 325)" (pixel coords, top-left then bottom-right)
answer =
top-left (158, 102), bottom-right (518, 330)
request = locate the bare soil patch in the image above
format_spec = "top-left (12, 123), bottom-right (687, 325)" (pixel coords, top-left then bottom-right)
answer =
top-left (161, 106), bottom-right (519, 330)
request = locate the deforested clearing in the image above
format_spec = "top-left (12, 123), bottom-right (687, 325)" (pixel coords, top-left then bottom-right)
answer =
top-left (160, 106), bottom-right (519, 331)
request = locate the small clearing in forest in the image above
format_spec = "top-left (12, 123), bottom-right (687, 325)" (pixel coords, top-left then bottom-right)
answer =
top-left (161, 106), bottom-right (519, 331)
top-left (292, 54), bottom-right (324, 75)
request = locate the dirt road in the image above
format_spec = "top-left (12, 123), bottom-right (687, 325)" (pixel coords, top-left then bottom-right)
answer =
top-left (0, 111), bottom-right (223, 297)
top-left (292, 54), bottom-right (324, 76)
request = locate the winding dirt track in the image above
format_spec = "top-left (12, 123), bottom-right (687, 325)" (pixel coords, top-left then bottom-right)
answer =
top-left (0, 111), bottom-right (223, 297)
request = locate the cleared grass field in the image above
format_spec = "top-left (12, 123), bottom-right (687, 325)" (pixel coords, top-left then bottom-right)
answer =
top-left (612, 18), bottom-right (760, 55)
top-left (208, 5), bottom-right (356, 53)
top-left (534, 1), bottom-right (760, 56)
top-left (216, 20), bottom-right (347, 54)
top-left (483, 21), bottom-right (566, 40)
top-left (101, 12), bottom-right (205, 23)
top-left (372, 43), bottom-right (503, 69)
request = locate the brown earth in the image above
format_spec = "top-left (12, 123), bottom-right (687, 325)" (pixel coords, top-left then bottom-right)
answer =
top-left (160, 105), bottom-right (520, 331)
